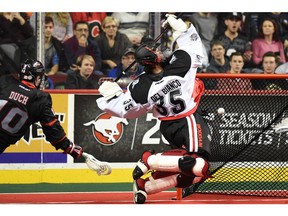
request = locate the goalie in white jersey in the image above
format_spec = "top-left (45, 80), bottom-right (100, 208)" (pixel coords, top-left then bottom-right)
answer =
top-left (96, 14), bottom-right (212, 204)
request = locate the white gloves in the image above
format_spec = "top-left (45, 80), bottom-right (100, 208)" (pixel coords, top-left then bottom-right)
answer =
top-left (98, 81), bottom-right (123, 100)
top-left (162, 14), bottom-right (187, 40)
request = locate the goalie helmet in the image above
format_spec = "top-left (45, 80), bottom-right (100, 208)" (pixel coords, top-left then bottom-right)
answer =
top-left (135, 43), bottom-right (162, 66)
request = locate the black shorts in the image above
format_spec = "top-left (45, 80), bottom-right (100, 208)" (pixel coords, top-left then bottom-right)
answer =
top-left (159, 111), bottom-right (211, 159)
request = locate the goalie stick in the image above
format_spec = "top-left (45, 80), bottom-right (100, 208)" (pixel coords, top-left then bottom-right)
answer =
top-left (114, 13), bottom-right (183, 83)
top-left (82, 152), bottom-right (112, 176)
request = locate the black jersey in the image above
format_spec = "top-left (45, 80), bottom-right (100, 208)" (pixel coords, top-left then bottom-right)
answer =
top-left (0, 75), bottom-right (69, 152)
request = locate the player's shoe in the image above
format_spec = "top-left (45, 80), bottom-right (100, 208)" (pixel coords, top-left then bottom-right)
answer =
top-left (133, 179), bottom-right (147, 204)
top-left (132, 150), bottom-right (154, 180)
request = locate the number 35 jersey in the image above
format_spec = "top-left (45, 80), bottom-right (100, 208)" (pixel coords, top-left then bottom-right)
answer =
top-left (97, 24), bottom-right (205, 120)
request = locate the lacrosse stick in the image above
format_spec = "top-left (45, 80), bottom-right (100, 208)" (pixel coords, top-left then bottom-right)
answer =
top-left (82, 152), bottom-right (112, 176)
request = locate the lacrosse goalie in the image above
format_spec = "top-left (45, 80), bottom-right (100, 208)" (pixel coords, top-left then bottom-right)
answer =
top-left (96, 14), bottom-right (212, 204)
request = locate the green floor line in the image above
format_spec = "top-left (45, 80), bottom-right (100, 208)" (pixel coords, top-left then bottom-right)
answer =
top-left (0, 183), bottom-right (177, 193)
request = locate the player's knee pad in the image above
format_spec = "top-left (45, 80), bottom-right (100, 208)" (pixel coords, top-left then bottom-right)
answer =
top-left (178, 155), bottom-right (210, 177)
top-left (178, 156), bottom-right (196, 176)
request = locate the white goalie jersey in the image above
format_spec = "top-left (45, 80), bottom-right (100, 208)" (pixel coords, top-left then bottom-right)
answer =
top-left (96, 24), bottom-right (205, 120)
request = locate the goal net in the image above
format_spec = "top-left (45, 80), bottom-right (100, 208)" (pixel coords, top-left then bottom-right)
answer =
top-left (183, 73), bottom-right (288, 198)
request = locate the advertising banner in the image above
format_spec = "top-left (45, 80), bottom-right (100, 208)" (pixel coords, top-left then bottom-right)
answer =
top-left (74, 95), bottom-right (171, 163)
top-left (74, 94), bottom-right (288, 163)
top-left (2, 93), bottom-right (287, 164)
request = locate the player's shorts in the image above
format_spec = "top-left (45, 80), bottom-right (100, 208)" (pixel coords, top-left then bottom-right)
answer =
top-left (159, 111), bottom-right (211, 159)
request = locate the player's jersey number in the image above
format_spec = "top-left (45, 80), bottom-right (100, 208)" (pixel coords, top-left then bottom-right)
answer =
top-left (155, 89), bottom-right (186, 116)
top-left (0, 99), bottom-right (28, 134)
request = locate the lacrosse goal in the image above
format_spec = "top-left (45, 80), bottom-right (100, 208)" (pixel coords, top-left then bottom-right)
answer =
top-left (181, 73), bottom-right (288, 198)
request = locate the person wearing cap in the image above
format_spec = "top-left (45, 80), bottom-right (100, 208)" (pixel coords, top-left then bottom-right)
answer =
top-left (212, 13), bottom-right (253, 71)
top-left (106, 47), bottom-right (144, 89)
top-left (94, 16), bottom-right (132, 75)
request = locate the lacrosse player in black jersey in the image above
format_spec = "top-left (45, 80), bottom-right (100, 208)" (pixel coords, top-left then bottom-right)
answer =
top-left (0, 58), bottom-right (83, 159)
top-left (96, 14), bottom-right (212, 204)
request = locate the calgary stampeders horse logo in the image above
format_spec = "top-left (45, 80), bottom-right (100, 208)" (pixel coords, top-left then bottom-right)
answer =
top-left (83, 113), bottom-right (128, 146)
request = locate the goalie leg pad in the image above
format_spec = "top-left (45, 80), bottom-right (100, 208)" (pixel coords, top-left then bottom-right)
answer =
top-left (147, 153), bottom-right (182, 172)
top-left (144, 172), bottom-right (179, 195)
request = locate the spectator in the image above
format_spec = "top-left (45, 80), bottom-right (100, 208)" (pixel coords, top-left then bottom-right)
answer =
top-left (111, 12), bottom-right (150, 48)
top-left (70, 12), bottom-right (107, 39)
top-left (204, 41), bottom-right (230, 89)
top-left (45, 13), bottom-right (73, 43)
top-left (216, 13), bottom-right (235, 36)
top-left (65, 55), bottom-right (101, 89)
top-left (217, 51), bottom-right (252, 90)
top-left (206, 40), bottom-right (230, 73)
top-left (189, 12), bottom-right (218, 55)
top-left (107, 47), bottom-right (143, 89)
top-left (251, 17), bottom-right (286, 67)
top-left (251, 51), bottom-right (288, 90)
top-left (94, 16), bottom-right (133, 75)
top-left (212, 13), bottom-right (253, 70)
top-left (63, 21), bottom-right (102, 75)
top-left (0, 12), bottom-right (36, 70)
top-left (44, 16), bottom-right (68, 76)
top-left (258, 13), bottom-right (288, 55)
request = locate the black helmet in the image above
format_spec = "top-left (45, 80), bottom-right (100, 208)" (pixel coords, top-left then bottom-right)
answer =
top-left (19, 59), bottom-right (45, 81)
top-left (19, 59), bottom-right (46, 89)
top-left (135, 43), bottom-right (161, 66)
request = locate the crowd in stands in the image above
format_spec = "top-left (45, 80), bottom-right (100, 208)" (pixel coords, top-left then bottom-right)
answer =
top-left (0, 12), bottom-right (288, 90)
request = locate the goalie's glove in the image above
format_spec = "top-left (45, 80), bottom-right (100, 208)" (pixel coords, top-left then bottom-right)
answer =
top-left (64, 142), bottom-right (83, 159)
top-left (99, 81), bottom-right (123, 100)
top-left (162, 14), bottom-right (188, 40)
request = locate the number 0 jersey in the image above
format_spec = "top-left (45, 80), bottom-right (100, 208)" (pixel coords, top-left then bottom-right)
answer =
top-left (97, 24), bottom-right (205, 120)
top-left (0, 75), bottom-right (69, 152)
